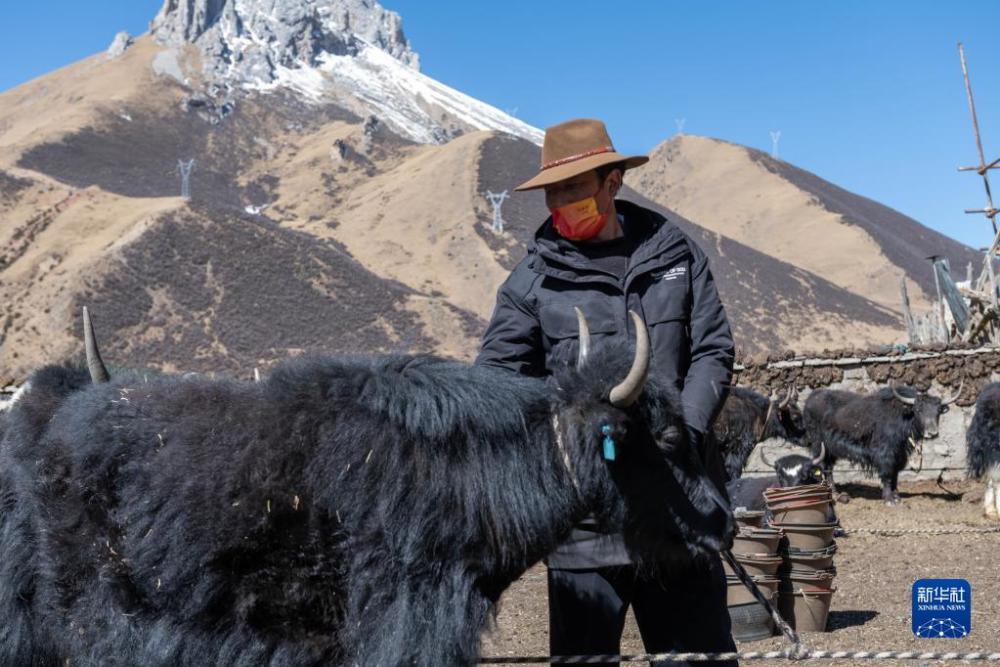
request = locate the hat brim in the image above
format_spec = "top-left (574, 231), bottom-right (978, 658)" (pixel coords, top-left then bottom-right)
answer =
top-left (514, 152), bottom-right (649, 192)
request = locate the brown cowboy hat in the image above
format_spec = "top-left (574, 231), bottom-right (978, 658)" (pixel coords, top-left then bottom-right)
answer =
top-left (515, 118), bottom-right (649, 191)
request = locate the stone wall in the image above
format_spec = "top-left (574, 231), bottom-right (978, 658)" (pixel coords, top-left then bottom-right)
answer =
top-left (735, 346), bottom-right (1000, 480)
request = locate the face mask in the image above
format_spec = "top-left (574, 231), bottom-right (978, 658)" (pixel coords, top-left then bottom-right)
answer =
top-left (551, 195), bottom-right (609, 241)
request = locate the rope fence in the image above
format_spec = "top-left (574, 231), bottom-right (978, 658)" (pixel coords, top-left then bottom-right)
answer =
top-left (841, 525), bottom-right (1000, 536)
top-left (481, 650), bottom-right (1000, 663)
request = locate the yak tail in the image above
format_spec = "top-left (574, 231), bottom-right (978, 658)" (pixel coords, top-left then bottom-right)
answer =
top-left (966, 420), bottom-right (1000, 479)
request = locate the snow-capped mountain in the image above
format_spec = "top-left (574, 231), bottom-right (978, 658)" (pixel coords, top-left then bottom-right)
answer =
top-left (152, 0), bottom-right (419, 74)
top-left (151, 0), bottom-right (542, 145)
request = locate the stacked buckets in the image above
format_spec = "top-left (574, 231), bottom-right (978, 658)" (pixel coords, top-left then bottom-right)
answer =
top-left (725, 511), bottom-right (783, 641)
top-left (727, 484), bottom-right (838, 640)
top-left (766, 484), bottom-right (838, 633)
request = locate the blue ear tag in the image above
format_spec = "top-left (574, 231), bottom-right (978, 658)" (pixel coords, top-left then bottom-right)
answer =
top-left (601, 424), bottom-right (616, 461)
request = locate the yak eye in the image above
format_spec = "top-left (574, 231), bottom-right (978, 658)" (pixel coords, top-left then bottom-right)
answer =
top-left (813, 469), bottom-right (822, 478)
top-left (940, 405), bottom-right (949, 414)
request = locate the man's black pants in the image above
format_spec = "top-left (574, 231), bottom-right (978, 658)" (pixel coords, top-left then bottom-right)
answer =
top-left (547, 556), bottom-right (738, 667)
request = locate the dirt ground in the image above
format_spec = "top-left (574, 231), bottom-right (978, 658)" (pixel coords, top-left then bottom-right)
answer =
top-left (480, 479), bottom-right (1000, 666)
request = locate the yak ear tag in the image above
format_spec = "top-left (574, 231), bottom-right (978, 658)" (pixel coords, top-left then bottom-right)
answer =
top-left (601, 424), bottom-right (616, 461)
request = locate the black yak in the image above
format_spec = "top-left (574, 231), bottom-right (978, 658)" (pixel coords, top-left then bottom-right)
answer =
top-left (761, 445), bottom-right (827, 488)
top-left (967, 382), bottom-right (1000, 520)
top-left (710, 386), bottom-right (804, 481)
top-left (725, 445), bottom-right (826, 512)
top-left (0, 308), bottom-right (732, 666)
top-left (804, 382), bottom-right (960, 505)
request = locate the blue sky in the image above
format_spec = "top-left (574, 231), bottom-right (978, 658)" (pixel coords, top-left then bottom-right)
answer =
top-left (2, 1), bottom-right (1000, 250)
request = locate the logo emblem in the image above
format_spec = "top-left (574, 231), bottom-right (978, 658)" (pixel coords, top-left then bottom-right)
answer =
top-left (653, 266), bottom-right (687, 282)
top-left (912, 579), bottom-right (971, 638)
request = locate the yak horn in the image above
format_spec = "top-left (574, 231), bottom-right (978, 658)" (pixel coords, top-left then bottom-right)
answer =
top-left (812, 442), bottom-right (826, 466)
top-left (942, 381), bottom-right (963, 406)
top-left (890, 381), bottom-right (916, 406)
top-left (83, 306), bottom-right (110, 384)
top-left (778, 387), bottom-right (793, 409)
top-left (609, 310), bottom-right (650, 408)
top-left (574, 307), bottom-right (591, 371)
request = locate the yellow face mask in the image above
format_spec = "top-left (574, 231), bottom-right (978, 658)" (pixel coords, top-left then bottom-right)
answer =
top-left (551, 195), bottom-right (609, 241)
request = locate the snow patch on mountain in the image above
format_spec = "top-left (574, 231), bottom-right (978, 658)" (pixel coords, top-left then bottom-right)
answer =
top-left (246, 43), bottom-right (542, 145)
top-left (151, 0), bottom-right (540, 145)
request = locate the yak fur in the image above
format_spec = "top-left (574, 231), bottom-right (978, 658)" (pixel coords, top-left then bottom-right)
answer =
top-left (0, 348), bottom-right (731, 666)
top-left (967, 382), bottom-right (1000, 519)
top-left (710, 387), bottom-right (804, 482)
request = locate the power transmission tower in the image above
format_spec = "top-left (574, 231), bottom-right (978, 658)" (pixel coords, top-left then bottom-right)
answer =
top-left (177, 159), bottom-right (195, 199)
top-left (485, 190), bottom-right (509, 234)
top-left (675, 118), bottom-right (686, 135)
top-left (770, 131), bottom-right (781, 159)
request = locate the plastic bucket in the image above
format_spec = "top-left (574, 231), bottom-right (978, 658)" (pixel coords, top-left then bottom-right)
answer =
top-left (765, 483), bottom-right (829, 496)
top-left (728, 600), bottom-right (775, 642)
top-left (726, 575), bottom-right (779, 606)
top-left (782, 541), bottom-right (838, 558)
top-left (784, 570), bottom-right (836, 591)
top-left (733, 528), bottom-right (782, 557)
top-left (769, 523), bottom-right (837, 551)
top-left (763, 483), bottom-right (831, 501)
top-left (753, 576), bottom-right (780, 599)
top-left (777, 587), bottom-right (836, 632)
top-left (784, 553), bottom-right (836, 573)
top-left (784, 567), bottom-right (837, 584)
top-left (734, 510), bottom-right (766, 529)
top-left (765, 491), bottom-right (832, 509)
top-left (725, 554), bottom-right (784, 578)
top-left (769, 499), bottom-right (833, 525)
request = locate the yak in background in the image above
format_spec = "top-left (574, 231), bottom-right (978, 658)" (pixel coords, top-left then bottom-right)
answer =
top-left (804, 382), bottom-right (960, 505)
top-left (726, 445), bottom-right (827, 512)
top-left (967, 382), bottom-right (1000, 520)
top-left (710, 386), bottom-right (804, 482)
top-left (0, 308), bottom-right (732, 666)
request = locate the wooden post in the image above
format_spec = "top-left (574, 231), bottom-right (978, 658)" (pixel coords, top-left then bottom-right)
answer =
top-left (988, 247), bottom-right (998, 307)
top-left (988, 251), bottom-right (1000, 345)
top-left (900, 276), bottom-right (917, 343)
top-left (959, 43), bottom-right (999, 236)
top-left (931, 259), bottom-right (949, 341)
top-left (917, 314), bottom-right (930, 344)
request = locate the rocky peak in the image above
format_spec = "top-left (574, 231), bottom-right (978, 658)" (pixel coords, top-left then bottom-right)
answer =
top-left (151, 0), bottom-right (419, 84)
top-left (106, 31), bottom-right (134, 58)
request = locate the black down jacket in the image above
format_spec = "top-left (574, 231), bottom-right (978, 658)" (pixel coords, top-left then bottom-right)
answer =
top-left (476, 199), bottom-right (735, 568)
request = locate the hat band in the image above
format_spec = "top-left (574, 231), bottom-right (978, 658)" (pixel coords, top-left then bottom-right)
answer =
top-left (541, 145), bottom-right (614, 170)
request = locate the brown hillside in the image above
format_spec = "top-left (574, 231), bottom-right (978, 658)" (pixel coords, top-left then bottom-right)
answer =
top-left (626, 135), bottom-right (982, 314)
top-left (0, 41), bottom-right (489, 379)
top-left (2, 38), bottom-right (964, 378)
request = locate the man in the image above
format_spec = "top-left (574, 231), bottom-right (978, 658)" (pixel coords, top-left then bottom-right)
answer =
top-left (476, 119), bottom-right (737, 666)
